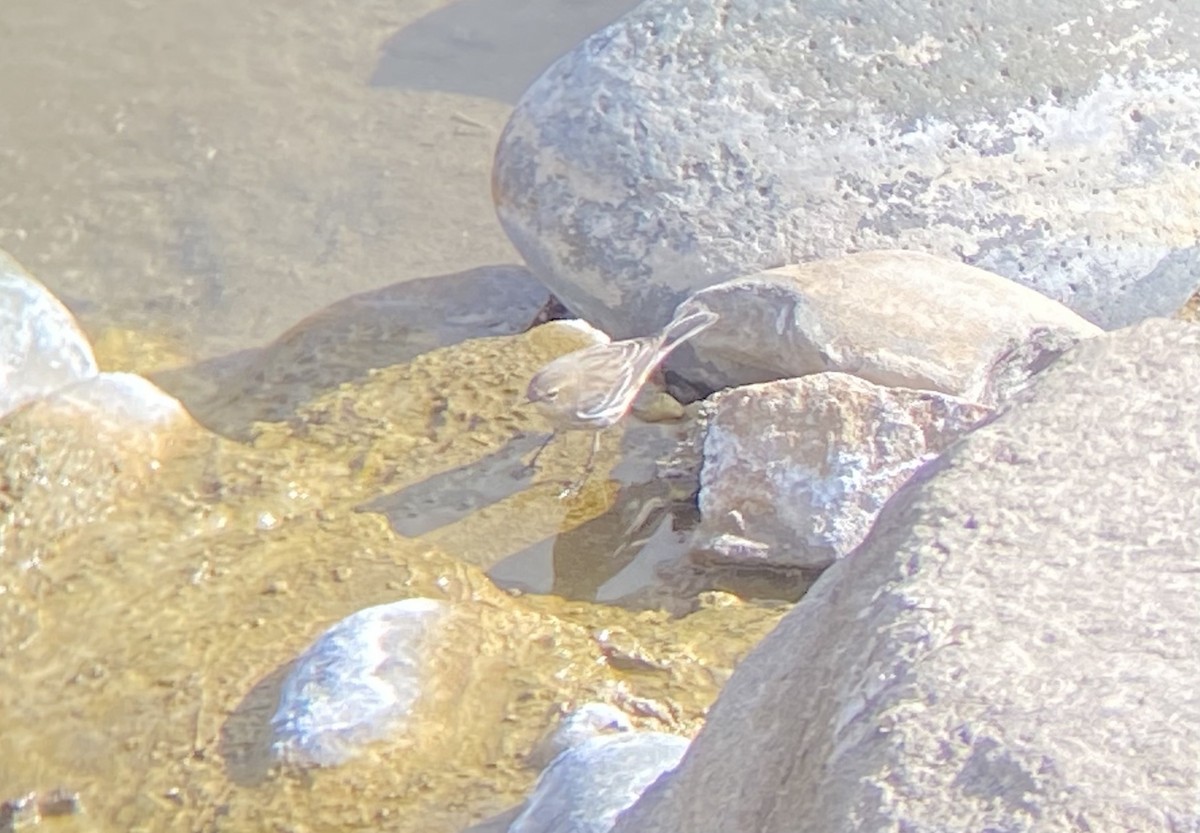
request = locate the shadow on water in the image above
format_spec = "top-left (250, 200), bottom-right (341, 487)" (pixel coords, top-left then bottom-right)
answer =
top-left (371, 0), bottom-right (642, 104)
top-left (362, 425), bottom-right (705, 606)
top-left (220, 663), bottom-right (294, 787)
top-left (151, 264), bottom-right (548, 439)
top-left (359, 432), bottom-right (547, 537)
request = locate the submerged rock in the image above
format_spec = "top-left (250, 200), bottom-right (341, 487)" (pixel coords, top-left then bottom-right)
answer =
top-left (271, 598), bottom-right (450, 767)
top-left (1, 372), bottom-right (199, 558)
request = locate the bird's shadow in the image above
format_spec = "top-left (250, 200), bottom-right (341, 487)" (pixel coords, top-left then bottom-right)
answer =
top-left (363, 418), bottom-right (702, 606)
top-left (357, 432), bottom-right (549, 537)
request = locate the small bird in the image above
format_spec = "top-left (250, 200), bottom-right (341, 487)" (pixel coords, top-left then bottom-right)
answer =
top-left (525, 301), bottom-right (719, 495)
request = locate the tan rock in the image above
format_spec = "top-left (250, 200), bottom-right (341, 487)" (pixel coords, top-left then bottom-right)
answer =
top-left (1, 373), bottom-right (201, 556)
top-left (684, 250), bottom-right (1100, 404)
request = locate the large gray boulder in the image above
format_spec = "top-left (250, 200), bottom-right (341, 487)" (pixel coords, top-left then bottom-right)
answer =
top-left (494, 0), bottom-right (1200, 339)
top-left (271, 598), bottom-right (450, 767)
top-left (613, 319), bottom-right (1200, 832)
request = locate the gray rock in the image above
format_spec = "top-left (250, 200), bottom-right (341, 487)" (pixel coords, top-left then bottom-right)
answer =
top-left (679, 251), bottom-right (1100, 398)
top-left (494, 1), bottom-right (1200, 338)
top-left (0, 248), bottom-right (97, 418)
top-left (510, 732), bottom-right (690, 833)
top-left (613, 319), bottom-right (1200, 832)
top-left (527, 703), bottom-right (635, 770)
top-left (271, 598), bottom-right (449, 767)
top-left (696, 373), bottom-right (990, 571)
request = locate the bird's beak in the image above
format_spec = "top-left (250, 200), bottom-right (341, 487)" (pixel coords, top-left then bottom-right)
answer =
top-left (514, 390), bottom-right (537, 410)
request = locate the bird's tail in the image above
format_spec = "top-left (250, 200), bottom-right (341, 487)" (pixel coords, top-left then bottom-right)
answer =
top-left (657, 303), bottom-right (719, 356)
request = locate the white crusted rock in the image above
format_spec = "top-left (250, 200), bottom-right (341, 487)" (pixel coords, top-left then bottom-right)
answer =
top-left (510, 732), bottom-right (689, 833)
top-left (271, 598), bottom-right (450, 767)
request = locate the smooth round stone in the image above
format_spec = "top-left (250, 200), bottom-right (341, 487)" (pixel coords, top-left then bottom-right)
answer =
top-left (509, 732), bottom-right (689, 833)
top-left (494, 0), bottom-right (1200, 339)
top-left (271, 598), bottom-right (449, 767)
top-left (679, 250), bottom-right (1101, 399)
top-left (0, 248), bottom-right (97, 418)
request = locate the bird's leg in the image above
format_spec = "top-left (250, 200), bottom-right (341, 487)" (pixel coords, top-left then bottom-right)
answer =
top-left (524, 430), bottom-right (557, 471)
top-left (558, 430), bottom-right (603, 500)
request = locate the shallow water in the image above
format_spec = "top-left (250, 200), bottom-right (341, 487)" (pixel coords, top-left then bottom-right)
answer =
top-left (0, 0), bottom-right (525, 361)
top-left (0, 323), bottom-right (791, 831)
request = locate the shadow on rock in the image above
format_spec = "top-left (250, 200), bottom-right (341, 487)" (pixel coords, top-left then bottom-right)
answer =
top-left (151, 265), bottom-right (547, 439)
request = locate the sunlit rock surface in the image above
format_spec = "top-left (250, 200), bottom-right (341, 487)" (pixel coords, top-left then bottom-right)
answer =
top-left (494, 1), bottom-right (1200, 339)
top-left (678, 251), bottom-right (1101, 396)
top-left (271, 598), bottom-right (450, 767)
top-left (614, 319), bottom-right (1200, 833)
top-left (0, 248), bottom-right (97, 418)
top-left (696, 373), bottom-right (990, 571)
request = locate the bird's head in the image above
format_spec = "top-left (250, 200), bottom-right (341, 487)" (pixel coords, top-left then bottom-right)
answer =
top-left (525, 367), bottom-right (565, 407)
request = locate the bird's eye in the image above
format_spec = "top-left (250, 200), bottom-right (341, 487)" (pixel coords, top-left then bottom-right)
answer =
top-left (543, 387), bottom-right (560, 401)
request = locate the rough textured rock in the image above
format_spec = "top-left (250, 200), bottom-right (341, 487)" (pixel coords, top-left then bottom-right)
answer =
top-left (494, 1), bottom-right (1200, 339)
top-left (696, 373), bottom-right (990, 571)
top-left (613, 319), bottom-right (1200, 832)
top-left (509, 732), bottom-right (689, 833)
top-left (271, 598), bottom-right (450, 767)
top-left (679, 251), bottom-right (1100, 397)
top-left (0, 248), bottom-right (97, 418)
